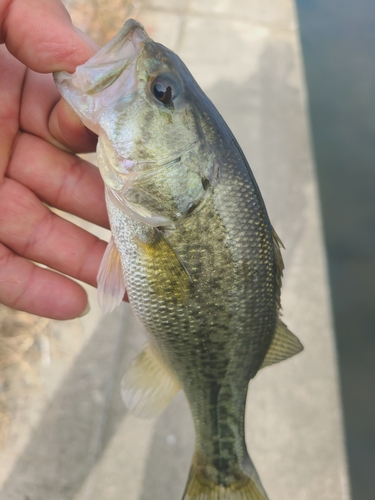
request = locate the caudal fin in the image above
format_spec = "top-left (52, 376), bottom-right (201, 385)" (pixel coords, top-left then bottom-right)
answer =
top-left (182, 459), bottom-right (269, 500)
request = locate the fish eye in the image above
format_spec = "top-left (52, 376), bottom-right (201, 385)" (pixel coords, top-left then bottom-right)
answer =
top-left (151, 74), bottom-right (180, 106)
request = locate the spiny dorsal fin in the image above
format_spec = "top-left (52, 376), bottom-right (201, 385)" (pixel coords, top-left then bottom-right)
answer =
top-left (272, 228), bottom-right (285, 312)
top-left (97, 236), bottom-right (126, 313)
top-left (261, 318), bottom-right (303, 369)
top-left (121, 343), bottom-right (180, 418)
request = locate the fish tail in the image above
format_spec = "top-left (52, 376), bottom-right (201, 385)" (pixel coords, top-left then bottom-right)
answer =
top-left (182, 455), bottom-right (269, 500)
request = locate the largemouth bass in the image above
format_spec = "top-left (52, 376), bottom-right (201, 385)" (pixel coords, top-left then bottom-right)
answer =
top-left (55, 19), bottom-right (303, 500)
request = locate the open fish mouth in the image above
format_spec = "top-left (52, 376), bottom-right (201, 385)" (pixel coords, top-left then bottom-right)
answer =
top-left (54, 20), bottom-right (148, 134)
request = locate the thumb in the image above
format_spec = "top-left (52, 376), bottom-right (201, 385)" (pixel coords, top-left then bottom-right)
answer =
top-left (1, 0), bottom-right (97, 73)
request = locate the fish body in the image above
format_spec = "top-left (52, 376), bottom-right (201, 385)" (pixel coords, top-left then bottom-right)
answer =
top-left (55, 20), bottom-right (303, 500)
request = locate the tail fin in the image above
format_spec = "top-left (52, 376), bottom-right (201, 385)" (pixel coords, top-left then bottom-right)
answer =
top-left (182, 458), bottom-right (269, 500)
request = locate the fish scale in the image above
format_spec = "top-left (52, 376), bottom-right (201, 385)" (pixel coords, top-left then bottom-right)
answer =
top-left (55, 18), bottom-right (303, 500)
top-left (106, 160), bottom-right (275, 484)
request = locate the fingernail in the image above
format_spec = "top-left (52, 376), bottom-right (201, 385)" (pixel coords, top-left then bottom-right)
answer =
top-left (79, 301), bottom-right (91, 317)
top-left (74, 26), bottom-right (101, 52)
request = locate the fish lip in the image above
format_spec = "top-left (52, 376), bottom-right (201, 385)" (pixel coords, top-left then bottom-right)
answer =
top-left (118, 19), bottom-right (147, 40)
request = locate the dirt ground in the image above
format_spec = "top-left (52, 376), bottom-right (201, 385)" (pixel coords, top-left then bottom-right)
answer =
top-left (0, 306), bottom-right (53, 446)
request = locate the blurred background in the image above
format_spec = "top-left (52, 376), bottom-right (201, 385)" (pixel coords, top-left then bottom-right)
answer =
top-left (295, 1), bottom-right (375, 498)
top-left (0, 0), bottom-right (373, 499)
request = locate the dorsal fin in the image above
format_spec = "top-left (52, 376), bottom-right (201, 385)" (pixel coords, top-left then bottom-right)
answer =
top-left (97, 236), bottom-right (126, 313)
top-left (272, 228), bottom-right (285, 312)
top-left (261, 318), bottom-right (303, 369)
top-left (121, 343), bottom-right (180, 418)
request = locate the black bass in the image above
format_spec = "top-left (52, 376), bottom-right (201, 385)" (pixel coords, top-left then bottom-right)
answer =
top-left (55, 19), bottom-right (303, 500)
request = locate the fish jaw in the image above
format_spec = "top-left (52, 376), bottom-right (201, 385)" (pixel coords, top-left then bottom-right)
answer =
top-left (53, 19), bottom-right (148, 135)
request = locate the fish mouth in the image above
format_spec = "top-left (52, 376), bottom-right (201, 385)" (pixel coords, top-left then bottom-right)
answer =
top-left (54, 19), bottom-right (148, 133)
top-left (69, 19), bottom-right (148, 95)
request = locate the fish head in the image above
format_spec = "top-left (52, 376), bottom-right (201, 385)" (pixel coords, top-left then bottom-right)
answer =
top-left (55, 20), bottom-right (223, 226)
top-left (56, 20), bottom-right (213, 180)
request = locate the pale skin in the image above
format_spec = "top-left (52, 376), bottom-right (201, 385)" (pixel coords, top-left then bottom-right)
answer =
top-left (0, 0), bottom-right (110, 320)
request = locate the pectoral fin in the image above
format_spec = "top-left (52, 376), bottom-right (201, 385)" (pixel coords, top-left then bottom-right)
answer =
top-left (136, 229), bottom-right (192, 304)
top-left (97, 236), bottom-right (126, 313)
top-left (121, 343), bottom-right (180, 418)
top-left (108, 188), bottom-right (175, 227)
top-left (261, 319), bottom-right (303, 369)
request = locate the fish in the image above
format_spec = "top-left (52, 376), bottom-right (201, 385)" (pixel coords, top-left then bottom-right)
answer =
top-left (55, 19), bottom-right (303, 500)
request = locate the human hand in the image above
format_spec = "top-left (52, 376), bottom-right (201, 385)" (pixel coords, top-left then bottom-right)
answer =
top-left (0, 0), bottom-right (109, 320)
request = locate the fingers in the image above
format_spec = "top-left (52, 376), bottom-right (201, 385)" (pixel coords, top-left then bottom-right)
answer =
top-left (49, 98), bottom-right (98, 153)
top-left (0, 242), bottom-right (89, 319)
top-left (0, 1), bottom-right (107, 319)
top-left (2, 0), bottom-right (99, 153)
top-left (7, 132), bottom-right (108, 228)
top-left (0, 45), bottom-right (24, 178)
top-left (20, 69), bottom-right (98, 153)
top-left (0, 177), bottom-right (107, 288)
top-left (1, 0), bottom-right (97, 73)
top-left (0, 0), bottom-right (100, 156)
top-left (1, 43), bottom-right (97, 182)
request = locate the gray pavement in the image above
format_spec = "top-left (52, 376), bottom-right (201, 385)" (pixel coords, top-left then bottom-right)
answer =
top-left (0, 1), bottom-right (351, 499)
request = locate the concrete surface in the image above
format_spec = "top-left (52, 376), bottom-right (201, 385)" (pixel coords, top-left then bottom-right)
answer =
top-left (0, 1), bottom-right (351, 499)
top-left (296, 3), bottom-right (375, 498)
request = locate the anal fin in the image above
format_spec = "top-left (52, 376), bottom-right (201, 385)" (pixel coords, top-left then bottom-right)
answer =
top-left (261, 318), bottom-right (303, 369)
top-left (121, 343), bottom-right (180, 418)
top-left (97, 236), bottom-right (126, 313)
